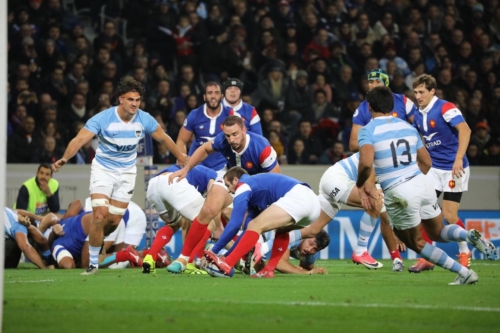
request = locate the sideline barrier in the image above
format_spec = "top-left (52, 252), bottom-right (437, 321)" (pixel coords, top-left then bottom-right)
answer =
top-left (138, 210), bottom-right (500, 260)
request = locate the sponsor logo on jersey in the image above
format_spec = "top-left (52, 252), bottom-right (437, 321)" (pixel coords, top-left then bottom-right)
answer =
top-left (246, 161), bottom-right (253, 169)
top-left (183, 119), bottom-right (188, 127)
top-left (425, 140), bottom-right (441, 148)
top-left (353, 109), bottom-right (359, 117)
top-left (199, 125), bottom-right (204, 129)
top-left (135, 130), bottom-right (141, 137)
top-left (391, 112), bottom-right (398, 117)
top-left (449, 180), bottom-right (456, 189)
top-left (423, 132), bottom-right (438, 141)
top-left (430, 119), bottom-right (436, 128)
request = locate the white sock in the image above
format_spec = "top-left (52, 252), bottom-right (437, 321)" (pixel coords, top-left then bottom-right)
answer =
top-left (89, 245), bottom-right (101, 268)
top-left (458, 241), bottom-right (470, 253)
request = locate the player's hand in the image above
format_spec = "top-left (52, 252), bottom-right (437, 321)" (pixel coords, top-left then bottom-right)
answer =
top-left (395, 237), bottom-right (407, 252)
top-left (53, 224), bottom-right (64, 236)
top-left (52, 158), bottom-right (67, 172)
top-left (310, 267), bottom-right (328, 275)
top-left (168, 168), bottom-right (188, 184)
top-left (38, 180), bottom-right (52, 196)
top-left (40, 213), bottom-right (59, 230)
top-left (452, 158), bottom-right (464, 178)
top-left (17, 214), bottom-right (31, 227)
top-left (176, 154), bottom-right (189, 167)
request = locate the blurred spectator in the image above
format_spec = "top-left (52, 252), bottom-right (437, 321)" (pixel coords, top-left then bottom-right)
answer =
top-left (311, 89), bottom-right (339, 124)
top-left (167, 110), bottom-right (187, 147)
top-left (471, 121), bottom-right (491, 152)
top-left (288, 120), bottom-right (322, 165)
top-left (379, 43), bottom-right (410, 77)
top-left (31, 136), bottom-right (64, 164)
top-left (260, 107), bottom-right (275, 138)
top-left (311, 74), bottom-right (332, 103)
top-left (9, 104), bottom-right (28, 134)
top-left (253, 65), bottom-right (289, 111)
top-left (480, 137), bottom-right (500, 166)
top-left (332, 65), bottom-right (359, 105)
top-left (465, 98), bottom-right (484, 130)
top-left (318, 141), bottom-right (347, 165)
top-left (7, 116), bottom-right (37, 163)
top-left (466, 143), bottom-right (482, 166)
top-left (62, 92), bottom-right (88, 125)
top-left (287, 138), bottom-right (311, 165)
top-left (148, 80), bottom-right (174, 121)
top-left (486, 87), bottom-right (500, 138)
top-left (268, 130), bottom-right (287, 164)
top-left (93, 21), bottom-right (127, 69)
top-left (33, 120), bottom-right (65, 148)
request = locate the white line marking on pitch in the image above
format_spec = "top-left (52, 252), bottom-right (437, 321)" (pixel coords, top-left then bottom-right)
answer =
top-left (7, 279), bottom-right (55, 283)
top-left (163, 298), bottom-right (500, 313)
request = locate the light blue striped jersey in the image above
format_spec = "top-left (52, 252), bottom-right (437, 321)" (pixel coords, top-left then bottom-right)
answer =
top-left (85, 107), bottom-right (158, 172)
top-left (337, 152), bottom-right (360, 181)
top-left (4, 207), bottom-right (28, 239)
top-left (358, 116), bottom-right (423, 190)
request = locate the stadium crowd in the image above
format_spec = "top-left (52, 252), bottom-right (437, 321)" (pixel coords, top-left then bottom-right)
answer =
top-left (6, 0), bottom-right (500, 166)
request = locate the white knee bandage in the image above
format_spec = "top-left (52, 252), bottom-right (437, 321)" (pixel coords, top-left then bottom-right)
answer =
top-left (108, 204), bottom-right (127, 215)
top-left (91, 198), bottom-right (109, 207)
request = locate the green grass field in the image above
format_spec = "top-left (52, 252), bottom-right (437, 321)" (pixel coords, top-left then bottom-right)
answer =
top-left (4, 260), bottom-right (500, 333)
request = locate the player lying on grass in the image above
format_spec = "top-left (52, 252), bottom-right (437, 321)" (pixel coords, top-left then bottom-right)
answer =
top-left (217, 229), bottom-right (330, 275)
top-left (204, 167), bottom-right (321, 278)
top-left (47, 201), bottom-right (142, 269)
top-left (142, 164), bottom-right (220, 274)
top-left (4, 207), bottom-right (53, 269)
top-left (166, 116), bottom-right (280, 274)
top-left (357, 86), bottom-right (496, 285)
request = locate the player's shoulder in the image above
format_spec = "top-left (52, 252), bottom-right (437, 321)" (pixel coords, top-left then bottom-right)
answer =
top-left (89, 106), bottom-right (115, 121)
top-left (248, 131), bottom-right (268, 143)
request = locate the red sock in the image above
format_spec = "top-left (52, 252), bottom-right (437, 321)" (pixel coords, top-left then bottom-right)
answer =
top-left (421, 226), bottom-right (432, 244)
top-left (226, 231), bottom-right (260, 267)
top-left (149, 225), bottom-right (174, 261)
top-left (181, 218), bottom-right (208, 257)
top-left (390, 249), bottom-right (402, 261)
top-left (263, 232), bottom-right (290, 271)
top-left (115, 250), bottom-right (129, 263)
top-left (456, 219), bottom-right (465, 229)
top-left (189, 229), bottom-right (211, 263)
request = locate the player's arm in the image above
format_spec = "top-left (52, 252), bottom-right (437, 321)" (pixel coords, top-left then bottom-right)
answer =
top-left (47, 188), bottom-right (60, 213)
top-left (175, 127), bottom-right (193, 155)
top-left (260, 146), bottom-right (281, 173)
top-left (357, 144), bottom-right (374, 188)
top-left (349, 124), bottom-right (363, 152)
top-left (15, 185), bottom-right (29, 210)
top-left (248, 108), bottom-right (263, 135)
top-left (168, 140), bottom-right (215, 183)
top-left (212, 191), bottom-right (250, 254)
top-left (53, 128), bottom-right (95, 172)
top-left (14, 232), bottom-right (47, 268)
top-left (453, 122), bottom-right (471, 178)
top-left (151, 126), bottom-right (188, 165)
top-left (275, 250), bottom-right (309, 274)
top-left (416, 146), bottom-right (432, 174)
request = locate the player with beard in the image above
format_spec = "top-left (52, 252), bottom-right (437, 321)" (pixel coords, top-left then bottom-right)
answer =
top-left (222, 78), bottom-right (263, 136)
top-left (166, 116), bottom-right (280, 273)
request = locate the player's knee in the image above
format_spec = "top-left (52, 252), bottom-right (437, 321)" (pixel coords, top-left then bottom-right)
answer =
top-left (198, 205), bottom-right (218, 224)
top-left (221, 208), bottom-right (232, 222)
top-left (59, 260), bottom-right (76, 269)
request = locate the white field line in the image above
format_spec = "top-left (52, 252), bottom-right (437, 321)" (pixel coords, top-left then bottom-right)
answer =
top-left (6, 279), bottom-right (55, 283)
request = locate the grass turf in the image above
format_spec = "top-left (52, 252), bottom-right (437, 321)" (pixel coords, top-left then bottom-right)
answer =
top-left (4, 260), bottom-right (500, 333)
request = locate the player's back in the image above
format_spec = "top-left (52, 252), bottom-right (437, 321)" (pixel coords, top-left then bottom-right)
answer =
top-left (337, 152), bottom-right (360, 181)
top-left (238, 173), bottom-right (305, 210)
top-left (359, 116), bottom-right (422, 190)
top-left (413, 97), bottom-right (469, 170)
top-left (184, 105), bottom-right (232, 170)
top-left (155, 164), bottom-right (216, 195)
top-left (353, 93), bottom-right (415, 126)
top-left (54, 212), bottom-right (91, 257)
top-left (4, 207), bottom-right (28, 238)
top-left (85, 107), bottom-right (158, 171)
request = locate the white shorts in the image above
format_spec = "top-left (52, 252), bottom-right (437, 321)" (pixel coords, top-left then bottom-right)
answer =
top-left (318, 164), bottom-right (355, 218)
top-left (428, 166), bottom-right (470, 193)
top-left (90, 164), bottom-right (136, 202)
top-left (147, 174), bottom-right (204, 221)
top-left (273, 184), bottom-right (321, 227)
top-left (384, 173), bottom-right (439, 230)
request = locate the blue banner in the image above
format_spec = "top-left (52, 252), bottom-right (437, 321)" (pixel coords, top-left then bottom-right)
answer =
top-left (138, 210), bottom-right (500, 260)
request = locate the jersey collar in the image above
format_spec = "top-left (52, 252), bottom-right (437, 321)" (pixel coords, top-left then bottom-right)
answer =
top-left (115, 106), bottom-right (137, 123)
top-left (419, 96), bottom-right (438, 114)
top-left (232, 134), bottom-right (250, 156)
top-left (203, 104), bottom-right (223, 119)
top-left (222, 98), bottom-right (243, 111)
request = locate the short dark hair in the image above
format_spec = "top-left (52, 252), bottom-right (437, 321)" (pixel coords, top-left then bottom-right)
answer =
top-left (204, 81), bottom-right (222, 94)
top-left (222, 115), bottom-right (244, 128)
top-left (37, 163), bottom-right (53, 175)
top-left (115, 77), bottom-right (145, 99)
top-left (224, 166), bottom-right (248, 181)
top-left (314, 230), bottom-right (330, 250)
top-left (365, 86), bottom-right (394, 114)
top-left (412, 74), bottom-right (437, 91)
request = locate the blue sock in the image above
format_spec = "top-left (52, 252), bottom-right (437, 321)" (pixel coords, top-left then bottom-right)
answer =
top-left (420, 243), bottom-right (468, 277)
top-left (356, 212), bottom-right (377, 255)
top-left (89, 245), bottom-right (101, 268)
top-left (440, 224), bottom-right (468, 242)
top-left (100, 253), bottom-right (116, 266)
